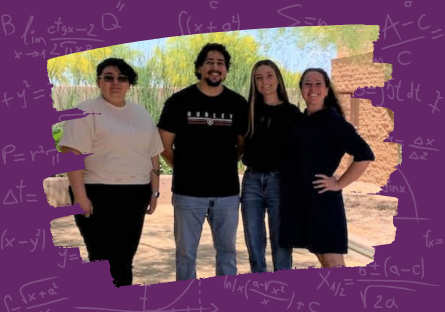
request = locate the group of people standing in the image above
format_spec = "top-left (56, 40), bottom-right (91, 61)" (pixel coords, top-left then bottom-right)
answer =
top-left (58, 42), bottom-right (374, 287)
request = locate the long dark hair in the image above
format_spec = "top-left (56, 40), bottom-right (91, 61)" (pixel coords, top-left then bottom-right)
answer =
top-left (246, 60), bottom-right (289, 138)
top-left (299, 68), bottom-right (344, 116)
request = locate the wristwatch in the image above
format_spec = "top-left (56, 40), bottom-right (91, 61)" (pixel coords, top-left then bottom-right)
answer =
top-left (153, 191), bottom-right (160, 198)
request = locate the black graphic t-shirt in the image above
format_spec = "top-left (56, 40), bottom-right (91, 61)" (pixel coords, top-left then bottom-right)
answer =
top-left (157, 84), bottom-right (248, 197)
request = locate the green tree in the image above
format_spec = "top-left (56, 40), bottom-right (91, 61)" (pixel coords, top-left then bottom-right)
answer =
top-left (145, 31), bottom-right (303, 111)
top-left (48, 56), bottom-right (70, 85)
top-left (279, 25), bottom-right (379, 55)
top-left (147, 32), bottom-right (268, 96)
top-left (146, 31), bottom-right (303, 101)
top-left (62, 45), bottom-right (144, 85)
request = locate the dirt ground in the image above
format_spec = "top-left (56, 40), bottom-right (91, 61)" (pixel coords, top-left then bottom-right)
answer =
top-left (343, 181), bottom-right (397, 247)
top-left (50, 181), bottom-right (397, 285)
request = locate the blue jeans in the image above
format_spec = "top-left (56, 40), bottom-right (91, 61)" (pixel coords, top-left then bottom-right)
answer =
top-left (173, 193), bottom-right (240, 281)
top-left (241, 169), bottom-right (293, 273)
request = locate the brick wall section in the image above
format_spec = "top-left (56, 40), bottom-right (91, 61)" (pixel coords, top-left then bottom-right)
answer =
top-left (339, 93), bottom-right (352, 121)
top-left (332, 52), bottom-right (388, 92)
top-left (332, 53), bottom-right (398, 187)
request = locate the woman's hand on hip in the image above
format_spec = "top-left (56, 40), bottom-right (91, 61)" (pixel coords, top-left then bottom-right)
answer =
top-left (313, 174), bottom-right (341, 194)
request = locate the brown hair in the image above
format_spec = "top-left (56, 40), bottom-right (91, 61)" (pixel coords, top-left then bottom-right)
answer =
top-left (246, 60), bottom-right (290, 138)
top-left (299, 68), bottom-right (344, 116)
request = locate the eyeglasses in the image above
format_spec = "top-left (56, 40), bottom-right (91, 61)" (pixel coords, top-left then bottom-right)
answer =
top-left (98, 75), bottom-right (129, 83)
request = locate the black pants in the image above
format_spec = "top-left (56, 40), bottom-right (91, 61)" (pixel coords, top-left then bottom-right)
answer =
top-left (69, 183), bottom-right (152, 287)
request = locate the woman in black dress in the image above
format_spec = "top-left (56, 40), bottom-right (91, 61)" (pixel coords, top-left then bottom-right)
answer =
top-left (280, 68), bottom-right (375, 268)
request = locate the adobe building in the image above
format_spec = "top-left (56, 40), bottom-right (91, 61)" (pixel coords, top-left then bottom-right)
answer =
top-left (332, 47), bottom-right (399, 187)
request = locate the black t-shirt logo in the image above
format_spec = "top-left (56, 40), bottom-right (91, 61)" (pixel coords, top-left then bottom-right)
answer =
top-left (187, 111), bottom-right (232, 127)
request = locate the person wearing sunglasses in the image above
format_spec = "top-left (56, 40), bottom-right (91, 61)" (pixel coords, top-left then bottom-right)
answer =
top-left (58, 58), bottom-right (164, 287)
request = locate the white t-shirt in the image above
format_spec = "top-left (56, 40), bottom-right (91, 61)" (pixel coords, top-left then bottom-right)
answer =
top-left (58, 96), bottom-right (164, 185)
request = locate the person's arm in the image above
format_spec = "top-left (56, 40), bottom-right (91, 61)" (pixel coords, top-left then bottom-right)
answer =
top-left (314, 115), bottom-right (375, 194)
top-left (236, 135), bottom-right (245, 161)
top-left (235, 96), bottom-right (249, 162)
top-left (146, 155), bottom-right (160, 214)
top-left (337, 161), bottom-right (371, 189)
top-left (159, 129), bottom-right (175, 168)
top-left (313, 161), bottom-right (371, 193)
top-left (60, 146), bottom-right (93, 217)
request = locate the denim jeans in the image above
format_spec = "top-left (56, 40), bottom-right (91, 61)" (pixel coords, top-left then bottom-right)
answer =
top-left (241, 169), bottom-right (293, 273)
top-left (173, 193), bottom-right (240, 281)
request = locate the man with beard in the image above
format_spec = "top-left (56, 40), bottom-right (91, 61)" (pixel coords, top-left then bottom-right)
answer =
top-left (157, 43), bottom-right (248, 281)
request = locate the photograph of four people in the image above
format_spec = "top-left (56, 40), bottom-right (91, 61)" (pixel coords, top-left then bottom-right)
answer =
top-left (58, 42), bottom-right (374, 287)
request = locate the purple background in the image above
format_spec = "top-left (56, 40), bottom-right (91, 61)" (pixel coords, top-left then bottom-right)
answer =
top-left (0, 0), bottom-right (443, 311)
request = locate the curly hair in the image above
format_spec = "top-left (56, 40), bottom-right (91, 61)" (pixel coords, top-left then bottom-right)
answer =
top-left (194, 43), bottom-right (231, 79)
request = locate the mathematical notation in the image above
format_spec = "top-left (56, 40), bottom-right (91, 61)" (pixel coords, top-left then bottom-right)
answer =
top-left (381, 12), bottom-right (443, 65)
top-left (2, 180), bottom-right (38, 206)
top-left (277, 4), bottom-right (327, 27)
top-left (356, 80), bottom-right (442, 114)
top-left (2, 2), bottom-right (124, 59)
top-left (359, 257), bottom-right (425, 279)
top-left (3, 144), bottom-right (60, 166)
top-left (178, 1), bottom-right (240, 35)
top-left (1, 229), bottom-right (45, 252)
top-left (385, 137), bottom-right (439, 161)
top-left (380, 181), bottom-right (406, 194)
top-left (2, 81), bottom-right (52, 109)
top-left (355, 79), bottom-right (422, 106)
top-left (317, 257), bottom-right (440, 309)
top-left (223, 275), bottom-right (320, 311)
top-left (317, 257), bottom-right (440, 308)
top-left (4, 276), bottom-right (68, 312)
top-left (57, 248), bottom-right (84, 268)
top-left (424, 230), bottom-right (443, 248)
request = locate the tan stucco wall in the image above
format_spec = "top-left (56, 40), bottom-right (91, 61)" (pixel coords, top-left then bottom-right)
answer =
top-left (332, 53), bottom-right (398, 187)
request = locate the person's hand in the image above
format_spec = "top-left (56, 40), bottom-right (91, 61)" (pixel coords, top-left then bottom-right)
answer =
top-left (146, 196), bottom-right (157, 215)
top-left (76, 197), bottom-right (93, 218)
top-left (313, 174), bottom-right (341, 194)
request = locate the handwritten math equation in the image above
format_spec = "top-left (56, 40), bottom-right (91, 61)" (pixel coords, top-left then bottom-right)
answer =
top-left (223, 275), bottom-right (320, 311)
top-left (381, 11), bottom-right (444, 65)
top-left (424, 230), bottom-right (443, 248)
top-left (2, 2), bottom-right (125, 60)
top-left (317, 257), bottom-right (440, 309)
top-left (2, 180), bottom-right (38, 206)
top-left (277, 4), bottom-right (327, 27)
top-left (57, 248), bottom-right (84, 268)
top-left (73, 281), bottom-right (219, 312)
top-left (380, 181), bottom-right (406, 194)
top-left (275, 3), bottom-right (443, 68)
top-left (355, 79), bottom-right (442, 114)
top-left (4, 276), bottom-right (68, 312)
top-left (2, 144), bottom-right (60, 167)
top-left (385, 136), bottom-right (439, 161)
top-left (1, 229), bottom-right (45, 252)
top-left (178, 1), bottom-right (240, 36)
top-left (2, 81), bottom-right (52, 109)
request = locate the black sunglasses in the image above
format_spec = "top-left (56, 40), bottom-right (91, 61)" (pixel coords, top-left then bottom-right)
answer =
top-left (98, 75), bottom-right (129, 83)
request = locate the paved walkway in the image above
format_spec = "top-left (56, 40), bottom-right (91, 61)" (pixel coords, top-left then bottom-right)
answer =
top-left (50, 204), bottom-right (372, 285)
